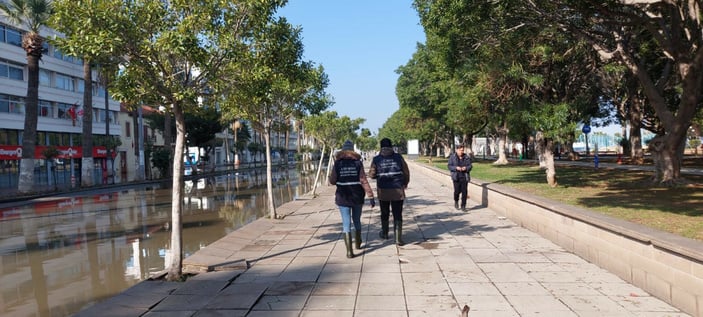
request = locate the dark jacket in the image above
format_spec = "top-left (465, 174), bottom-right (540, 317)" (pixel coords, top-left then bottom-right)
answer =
top-left (329, 150), bottom-right (374, 206)
top-left (448, 152), bottom-right (472, 182)
top-left (368, 147), bottom-right (410, 201)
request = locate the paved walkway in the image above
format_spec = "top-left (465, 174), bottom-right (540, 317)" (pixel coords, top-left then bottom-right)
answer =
top-left (75, 162), bottom-right (690, 317)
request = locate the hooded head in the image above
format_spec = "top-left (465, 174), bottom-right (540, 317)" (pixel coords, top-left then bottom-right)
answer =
top-left (380, 138), bottom-right (392, 148)
top-left (342, 140), bottom-right (354, 151)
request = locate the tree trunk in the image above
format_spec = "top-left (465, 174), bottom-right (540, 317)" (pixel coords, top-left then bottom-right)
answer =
top-left (565, 133), bottom-right (579, 161)
top-left (629, 119), bottom-right (644, 164)
top-left (263, 126), bottom-right (277, 219)
top-left (18, 45), bottom-right (41, 193)
top-left (543, 138), bottom-right (558, 187)
top-left (164, 110), bottom-right (173, 177)
top-left (311, 143), bottom-right (326, 196)
top-left (494, 124), bottom-right (509, 165)
top-left (324, 147), bottom-right (334, 182)
top-left (619, 32), bottom-right (701, 183)
top-left (166, 103), bottom-right (185, 281)
top-left (284, 120), bottom-right (291, 163)
top-left (628, 91), bottom-right (644, 164)
top-left (295, 121), bottom-right (301, 157)
top-left (648, 134), bottom-right (685, 185)
top-left (535, 132), bottom-right (546, 168)
top-left (464, 133), bottom-right (475, 157)
top-left (82, 61), bottom-right (94, 187)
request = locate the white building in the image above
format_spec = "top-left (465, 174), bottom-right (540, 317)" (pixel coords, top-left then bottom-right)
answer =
top-left (117, 105), bottom-right (165, 181)
top-left (0, 17), bottom-right (122, 189)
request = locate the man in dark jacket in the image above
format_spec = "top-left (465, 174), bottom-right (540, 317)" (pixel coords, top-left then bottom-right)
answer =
top-left (447, 144), bottom-right (472, 211)
top-left (368, 138), bottom-right (410, 245)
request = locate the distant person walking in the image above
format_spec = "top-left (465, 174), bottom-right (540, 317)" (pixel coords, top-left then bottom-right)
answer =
top-left (369, 138), bottom-right (410, 245)
top-left (329, 140), bottom-right (375, 258)
top-left (448, 144), bottom-right (472, 211)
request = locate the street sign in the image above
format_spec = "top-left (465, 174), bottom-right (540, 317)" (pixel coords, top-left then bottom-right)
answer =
top-left (582, 125), bottom-right (591, 134)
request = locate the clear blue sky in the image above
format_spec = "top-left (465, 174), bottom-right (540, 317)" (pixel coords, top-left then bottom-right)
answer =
top-left (277, 1), bottom-right (425, 134)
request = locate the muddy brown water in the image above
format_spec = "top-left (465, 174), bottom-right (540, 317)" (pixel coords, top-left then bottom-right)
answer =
top-left (0, 165), bottom-right (320, 317)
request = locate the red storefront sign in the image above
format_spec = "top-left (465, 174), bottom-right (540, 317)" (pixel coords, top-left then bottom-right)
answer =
top-left (0, 146), bottom-right (22, 160)
top-left (0, 207), bottom-right (21, 220)
top-left (34, 197), bottom-right (83, 214)
top-left (0, 145), bottom-right (113, 160)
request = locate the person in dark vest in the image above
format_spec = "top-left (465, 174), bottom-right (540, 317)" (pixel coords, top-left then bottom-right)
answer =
top-left (447, 144), bottom-right (472, 211)
top-left (368, 138), bottom-right (410, 245)
top-left (329, 140), bottom-right (375, 258)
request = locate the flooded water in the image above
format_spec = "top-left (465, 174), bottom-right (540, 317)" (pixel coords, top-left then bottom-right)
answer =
top-left (0, 163), bottom-right (321, 317)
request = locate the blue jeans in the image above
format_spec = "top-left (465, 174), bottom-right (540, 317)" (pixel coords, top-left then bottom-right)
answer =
top-left (338, 204), bottom-right (363, 233)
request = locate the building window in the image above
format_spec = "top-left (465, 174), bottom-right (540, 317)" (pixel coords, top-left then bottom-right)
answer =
top-left (54, 73), bottom-right (74, 91)
top-left (48, 132), bottom-right (59, 145)
top-left (0, 129), bottom-right (7, 144)
top-left (0, 95), bottom-right (25, 114)
top-left (0, 25), bottom-right (5, 43)
top-left (0, 97), bottom-right (7, 113)
top-left (39, 100), bottom-right (52, 117)
top-left (125, 121), bottom-right (131, 137)
top-left (0, 129), bottom-right (19, 145)
top-left (5, 27), bottom-right (21, 47)
top-left (37, 131), bottom-right (46, 146)
top-left (39, 69), bottom-right (51, 86)
top-left (94, 109), bottom-right (102, 122)
top-left (57, 103), bottom-right (72, 120)
top-left (51, 47), bottom-right (82, 64)
top-left (93, 84), bottom-right (106, 98)
top-left (8, 64), bottom-right (23, 80)
top-left (53, 48), bottom-right (65, 60)
top-left (59, 133), bottom-right (70, 146)
top-left (0, 60), bottom-right (24, 80)
top-left (77, 79), bottom-right (84, 93)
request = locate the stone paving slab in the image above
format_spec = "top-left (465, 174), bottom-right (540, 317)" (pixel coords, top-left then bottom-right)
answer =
top-left (77, 161), bottom-right (692, 316)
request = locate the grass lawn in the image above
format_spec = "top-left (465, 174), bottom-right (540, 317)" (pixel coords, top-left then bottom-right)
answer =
top-left (421, 157), bottom-right (703, 241)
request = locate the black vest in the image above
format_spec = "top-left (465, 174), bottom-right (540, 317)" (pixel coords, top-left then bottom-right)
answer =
top-left (373, 153), bottom-right (404, 189)
top-left (334, 159), bottom-right (365, 206)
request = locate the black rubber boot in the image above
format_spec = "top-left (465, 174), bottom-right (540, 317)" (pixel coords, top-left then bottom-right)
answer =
top-left (379, 213), bottom-right (389, 239)
top-left (454, 201), bottom-right (459, 210)
top-left (354, 230), bottom-right (362, 249)
top-left (394, 220), bottom-right (405, 246)
top-left (344, 232), bottom-right (354, 258)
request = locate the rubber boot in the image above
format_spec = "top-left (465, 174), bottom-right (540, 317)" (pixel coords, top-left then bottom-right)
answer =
top-left (344, 232), bottom-right (354, 258)
top-left (379, 212), bottom-right (389, 239)
top-left (354, 230), bottom-right (362, 249)
top-left (394, 220), bottom-right (405, 246)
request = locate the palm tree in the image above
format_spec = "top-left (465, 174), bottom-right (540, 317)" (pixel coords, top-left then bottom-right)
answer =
top-left (0, 0), bottom-right (53, 194)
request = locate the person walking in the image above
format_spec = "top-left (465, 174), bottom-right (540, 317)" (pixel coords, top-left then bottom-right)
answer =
top-left (368, 138), bottom-right (410, 246)
top-left (448, 144), bottom-right (472, 211)
top-left (329, 140), bottom-right (375, 258)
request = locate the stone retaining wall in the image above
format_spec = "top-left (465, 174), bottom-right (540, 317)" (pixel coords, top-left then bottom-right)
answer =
top-left (411, 161), bottom-right (703, 317)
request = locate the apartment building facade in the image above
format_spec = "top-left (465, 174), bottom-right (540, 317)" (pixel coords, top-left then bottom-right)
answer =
top-left (0, 17), bottom-right (122, 189)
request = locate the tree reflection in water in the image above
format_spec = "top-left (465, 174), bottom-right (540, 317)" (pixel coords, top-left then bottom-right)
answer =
top-left (0, 163), bottom-right (321, 317)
